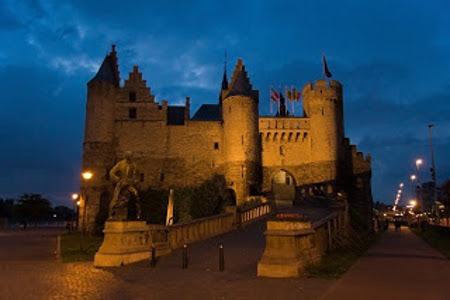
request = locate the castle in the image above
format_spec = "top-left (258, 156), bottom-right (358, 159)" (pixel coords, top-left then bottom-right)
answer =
top-left (80, 45), bottom-right (372, 232)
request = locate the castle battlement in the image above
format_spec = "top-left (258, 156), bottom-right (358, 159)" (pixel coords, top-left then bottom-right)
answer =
top-left (259, 117), bottom-right (310, 130)
top-left (302, 79), bottom-right (342, 99)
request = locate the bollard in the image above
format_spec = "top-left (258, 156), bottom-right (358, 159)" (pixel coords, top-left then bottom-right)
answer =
top-left (150, 244), bottom-right (156, 268)
top-left (219, 243), bottom-right (224, 271)
top-left (182, 244), bottom-right (188, 269)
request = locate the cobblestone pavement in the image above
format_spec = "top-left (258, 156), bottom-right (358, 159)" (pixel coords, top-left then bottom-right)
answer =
top-left (0, 221), bottom-right (334, 300)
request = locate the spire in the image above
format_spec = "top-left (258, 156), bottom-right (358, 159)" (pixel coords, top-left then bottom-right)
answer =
top-left (89, 45), bottom-right (120, 87)
top-left (226, 59), bottom-right (253, 98)
top-left (221, 50), bottom-right (228, 90)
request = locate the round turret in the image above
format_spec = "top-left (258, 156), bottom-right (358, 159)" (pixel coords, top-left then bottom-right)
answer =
top-left (222, 59), bottom-right (261, 204)
top-left (302, 79), bottom-right (344, 163)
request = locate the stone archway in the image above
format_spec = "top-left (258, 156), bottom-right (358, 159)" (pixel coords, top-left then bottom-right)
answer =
top-left (272, 170), bottom-right (296, 206)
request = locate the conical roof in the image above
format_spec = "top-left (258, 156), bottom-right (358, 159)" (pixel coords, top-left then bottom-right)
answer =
top-left (89, 45), bottom-right (120, 86)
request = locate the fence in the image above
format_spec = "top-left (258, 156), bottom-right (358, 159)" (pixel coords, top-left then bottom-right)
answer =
top-left (150, 201), bottom-right (275, 251)
top-left (237, 201), bottom-right (276, 226)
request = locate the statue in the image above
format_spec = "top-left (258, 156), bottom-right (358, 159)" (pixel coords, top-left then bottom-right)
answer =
top-left (109, 151), bottom-right (142, 220)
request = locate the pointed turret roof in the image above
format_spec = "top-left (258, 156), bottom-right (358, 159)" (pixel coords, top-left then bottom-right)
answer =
top-left (226, 59), bottom-right (253, 97)
top-left (89, 45), bottom-right (120, 86)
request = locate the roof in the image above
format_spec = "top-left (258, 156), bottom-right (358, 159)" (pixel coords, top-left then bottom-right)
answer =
top-left (227, 70), bottom-right (252, 97)
top-left (89, 54), bottom-right (120, 86)
top-left (167, 106), bottom-right (185, 125)
top-left (191, 104), bottom-right (222, 121)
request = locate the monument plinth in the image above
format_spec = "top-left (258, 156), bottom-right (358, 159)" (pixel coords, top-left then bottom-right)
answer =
top-left (257, 217), bottom-right (319, 278)
top-left (94, 221), bottom-right (151, 267)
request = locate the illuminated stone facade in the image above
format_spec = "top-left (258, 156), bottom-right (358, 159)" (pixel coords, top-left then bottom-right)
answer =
top-left (80, 46), bottom-right (372, 232)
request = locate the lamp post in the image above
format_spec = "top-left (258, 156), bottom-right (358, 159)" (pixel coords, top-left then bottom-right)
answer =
top-left (428, 124), bottom-right (439, 221)
top-left (415, 159), bottom-right (423, 211)
top-left (71, 193), bottom-right (79, 230)
top-left (80, 171), bottom-right (93, 251)
top-left (410, 174), bottom-right (416, 196)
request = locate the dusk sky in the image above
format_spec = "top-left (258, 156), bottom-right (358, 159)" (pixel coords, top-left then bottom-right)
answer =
top-left (1, 0), bottom-right (449, 207)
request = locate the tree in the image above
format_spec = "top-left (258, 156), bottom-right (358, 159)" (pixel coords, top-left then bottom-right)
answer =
top-left (53, 205), bottom-right (75, 221)
top-left (15, 194), bottom-right (53, 227)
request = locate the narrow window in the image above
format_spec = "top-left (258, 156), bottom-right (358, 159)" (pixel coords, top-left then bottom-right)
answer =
top-left (268, 121), bottom-right (271, 128)
top-left (241, 165), bottom-right (244, 178)
top-left (214, 142), bottom-right (219, 150)
top-left (129, 91), bottom-right (136, 102)
top-left (160, 173), bottom-right (165, 182)
top-left (286, 176), bottom-right (291, 185)
top-left (129, 108), bottom-right (137, 119)
top-left (241, 135), bottom-right (244, 145)
top-left (140, 173), bottom-right (144, 182)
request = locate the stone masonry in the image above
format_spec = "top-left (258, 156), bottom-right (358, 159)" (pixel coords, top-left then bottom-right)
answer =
top-left (80, 45), bottom-right (372, 232)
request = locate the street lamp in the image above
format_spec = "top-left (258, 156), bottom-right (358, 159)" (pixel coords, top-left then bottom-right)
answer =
top-left (71, 193), bottom-right (79, 230)
top-left (80, 171), bottom-right (93, 251)
top-left (415, 159), bottom-right (423, 211)
top-left (428, 124), bottom-right (438, 222)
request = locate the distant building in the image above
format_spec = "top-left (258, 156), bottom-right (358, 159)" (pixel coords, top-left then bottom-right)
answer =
top-left (80, 45), bottom-right (372, 231)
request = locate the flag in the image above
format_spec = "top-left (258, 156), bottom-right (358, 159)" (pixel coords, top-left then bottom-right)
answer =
top-left (322, 54), bottom-right (332, 78)
top-left (270, 86), bottom-right (280, 103)
top-left (285, 86), bottom-right (293, 102)
top-left (293, 88), bottom-right (301, 101)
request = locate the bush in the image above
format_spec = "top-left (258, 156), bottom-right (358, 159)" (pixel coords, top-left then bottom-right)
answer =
top-left (139, 177), bottom-right (225, 224)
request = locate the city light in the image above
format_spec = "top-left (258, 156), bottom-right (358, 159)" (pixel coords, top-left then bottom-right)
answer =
top-left (72, 193), bottom-right (79, 200)
top-left (82, 171), bottom-right (93, 180)
top-left (410, 175), bottom-right (416, 180)
top-left (415, 159), bottom-right (423, 167)
top-left (410, 200), bottom-right (417, 207)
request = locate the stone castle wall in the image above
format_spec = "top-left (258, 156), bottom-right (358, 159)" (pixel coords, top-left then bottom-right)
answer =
top-left (80, 47), bottom-right (373, 232)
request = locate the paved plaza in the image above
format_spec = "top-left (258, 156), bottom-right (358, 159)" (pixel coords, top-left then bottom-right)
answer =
top-left (0, 222), bottom-right (449, 299)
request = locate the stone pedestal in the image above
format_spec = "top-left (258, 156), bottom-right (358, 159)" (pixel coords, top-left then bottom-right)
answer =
top-left (94, 221), bottom-right (151, 267)
top-left (257, 220), bottom-right (319, 278)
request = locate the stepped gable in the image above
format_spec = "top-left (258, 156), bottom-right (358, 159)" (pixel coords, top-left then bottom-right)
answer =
top-left (192, 104), bottom-right (222, 121)
top-left (89, 45), bottom-right (120, 86)
top-left (226, 59), bottom-right (253, 97)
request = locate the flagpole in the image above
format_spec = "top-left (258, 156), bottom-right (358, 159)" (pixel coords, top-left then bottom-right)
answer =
top-left (278, 85), bottom-right (281, 115)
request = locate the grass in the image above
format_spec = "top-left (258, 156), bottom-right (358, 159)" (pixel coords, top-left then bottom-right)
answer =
top-left (411, 226), bottom-right (450, 259)
top-left (60, 232), bottom-right (103, 262)
top-left (305, 233), bottom-right (378, 279)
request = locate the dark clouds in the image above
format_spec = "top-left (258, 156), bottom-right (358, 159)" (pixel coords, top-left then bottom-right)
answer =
top-left (1, 0), bottom-right (449, 206)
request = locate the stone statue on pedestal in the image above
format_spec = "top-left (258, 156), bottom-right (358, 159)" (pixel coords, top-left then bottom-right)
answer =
top-left (108, 151), bottom-right (142, 220)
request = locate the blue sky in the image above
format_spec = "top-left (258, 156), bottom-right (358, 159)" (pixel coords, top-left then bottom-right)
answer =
top-left (1, 0), bottom-right (449, 207)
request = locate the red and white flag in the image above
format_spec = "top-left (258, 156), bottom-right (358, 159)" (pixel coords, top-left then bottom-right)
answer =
top-left (270, 86), bottom-right (280, 114)
top-left (270, 86), bottom-right (280, 103)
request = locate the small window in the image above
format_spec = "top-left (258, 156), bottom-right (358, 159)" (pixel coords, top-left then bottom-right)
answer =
top-left (129, 108), bottom-right (137, 119)
top-left (160, 173), bottom-right (165, 182)
top-left (214, 142), bottom-right (219, 150)
top-left (140, 173), bottom-right (144, 182)
top-left (129, 91), bottom-right (136, 102)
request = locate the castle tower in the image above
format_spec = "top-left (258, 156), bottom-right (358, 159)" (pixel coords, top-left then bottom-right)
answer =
top-left (302, 79), bottom-right (344, 183)
top-left (221, 59), bottom-right (260, 205)
top-left (81, 45), bottom-right (120, 232)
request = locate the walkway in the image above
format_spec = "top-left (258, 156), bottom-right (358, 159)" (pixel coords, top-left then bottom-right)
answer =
top-left (321, 225), bottom-right (450, 300)
top-left (0, 221), bottom-right (332, 300)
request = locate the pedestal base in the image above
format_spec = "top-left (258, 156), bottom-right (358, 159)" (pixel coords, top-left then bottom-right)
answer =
top-left (257, 220), bottom-right (319, 278)
top-left (94, 221), bottom-right (151, 267)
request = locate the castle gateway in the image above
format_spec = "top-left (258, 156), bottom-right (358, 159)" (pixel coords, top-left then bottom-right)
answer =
top-left (80, 46), bottom-right (372, 232)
